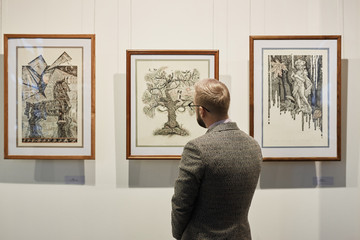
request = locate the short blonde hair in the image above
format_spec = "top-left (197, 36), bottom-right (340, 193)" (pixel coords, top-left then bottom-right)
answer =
top-left (194, 78), bottom-right (230, 117)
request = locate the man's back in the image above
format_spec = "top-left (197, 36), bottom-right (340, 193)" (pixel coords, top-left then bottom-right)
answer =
top-left (172, 122), bottom-right (262, 240)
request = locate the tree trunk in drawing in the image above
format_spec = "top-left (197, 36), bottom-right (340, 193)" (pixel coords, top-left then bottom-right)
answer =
top-left (142, 67), bottom-right (200, 137)
top-left (154, 91), bottom-right (188, 136)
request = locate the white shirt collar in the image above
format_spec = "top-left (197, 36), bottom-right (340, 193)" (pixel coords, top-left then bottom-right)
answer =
top-left (208, 118), bottom-right (231, 129)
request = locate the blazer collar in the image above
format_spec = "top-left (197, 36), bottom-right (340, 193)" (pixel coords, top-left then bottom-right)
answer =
top-left (206, 121), bottom-right (239, 133)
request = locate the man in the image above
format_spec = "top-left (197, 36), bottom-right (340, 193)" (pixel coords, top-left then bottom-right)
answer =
top-left (171, 78), bottom-right (262, 240)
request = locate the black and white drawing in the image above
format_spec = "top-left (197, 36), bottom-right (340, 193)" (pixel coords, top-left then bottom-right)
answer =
top-left (127, 50), bottom-right (218, 159)
top-left (142, 67), bottom-right (199, 136)
top-left (267, 54), bottom-right (324, 133)
top-left (250, 36), bottom-right (340, 160)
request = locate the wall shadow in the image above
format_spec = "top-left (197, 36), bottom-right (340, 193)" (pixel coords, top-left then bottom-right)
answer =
top-left (260, 161), bottom-right (317, 188)
top-left (114, 73), bottom-right (128, 187)
top-left (34, 160), bottom-right (86, 184)
top-left (129, 160), bottom-right (179, 188)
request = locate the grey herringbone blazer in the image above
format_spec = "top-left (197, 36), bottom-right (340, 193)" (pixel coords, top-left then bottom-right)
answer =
top-left (171, 122), bottom-right (262, 240)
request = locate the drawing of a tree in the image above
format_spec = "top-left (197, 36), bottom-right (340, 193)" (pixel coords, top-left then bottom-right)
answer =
top-left (142, 67), bottom-right (200, 136)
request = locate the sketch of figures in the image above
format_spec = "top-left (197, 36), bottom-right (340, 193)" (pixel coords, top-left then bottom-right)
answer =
top-left (268, 54), bottom-right (323, 133)
top-left (250, 36), bottom-right (340, 158)
top-left (291, 59), bottom-right (313, 113)
top-left (142, 67), bottom-right (200, 136)
top-left (21, 52), bottom-right (78, 144)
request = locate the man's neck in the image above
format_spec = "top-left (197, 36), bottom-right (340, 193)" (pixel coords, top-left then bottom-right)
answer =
top-left (206, 117), bottom-right (230, 129)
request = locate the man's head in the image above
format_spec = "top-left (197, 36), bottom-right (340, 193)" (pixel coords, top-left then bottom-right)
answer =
top-left (193, 78), bottom-right (230, 128)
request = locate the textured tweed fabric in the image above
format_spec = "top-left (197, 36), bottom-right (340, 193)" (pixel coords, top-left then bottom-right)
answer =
top-left (171, 122), bottom-right (262, 240)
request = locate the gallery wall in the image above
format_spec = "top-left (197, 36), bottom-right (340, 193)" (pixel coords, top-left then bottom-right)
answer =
top-left (0, 0), bottom-right (360, 239)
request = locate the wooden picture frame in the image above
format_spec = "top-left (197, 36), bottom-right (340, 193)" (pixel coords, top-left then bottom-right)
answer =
top-left (126, 50), bottom-right (219, 160)
top-left (4, 34), bottom-right (95, 159)
top-left (249, 35), bottom-right (341, 161)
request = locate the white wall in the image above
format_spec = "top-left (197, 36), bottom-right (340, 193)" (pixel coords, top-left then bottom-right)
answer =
top-left (0, 0), bottom-right (359, 239)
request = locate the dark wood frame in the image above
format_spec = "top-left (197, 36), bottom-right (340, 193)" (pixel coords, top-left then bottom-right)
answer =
top-left (126, 50), bottom-right (219, 160)
top-left (249, 35), bottom-right (341, 161)
top-left (4, 34), bottom-right (95, 160)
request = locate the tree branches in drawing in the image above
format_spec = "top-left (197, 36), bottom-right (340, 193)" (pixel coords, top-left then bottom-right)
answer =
top-left (142, 67), bottom-right (200, 136)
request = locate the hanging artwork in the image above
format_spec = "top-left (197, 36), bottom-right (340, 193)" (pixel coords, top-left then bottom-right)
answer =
top-left (126, 50), bottom-right (219, 160)
top-left (4, 34), bottom-right (95, 159)
top-left (250, 35), bottom-right (341, 161)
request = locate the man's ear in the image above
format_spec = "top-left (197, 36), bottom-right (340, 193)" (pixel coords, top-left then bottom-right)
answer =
top-left (199, 106), bottom-right (206, 118)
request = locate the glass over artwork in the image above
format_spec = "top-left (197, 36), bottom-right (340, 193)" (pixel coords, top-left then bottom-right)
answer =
top-left (136, 59), bottom-right (210, 147)
top-left (250, 36), bottom-right (341, 161)
top-left (141, 66), bottom-right (198, 136)
top-left (127, 50), bottom-right (219, 160)
top-left (4, 34), bottom-right (95, 159)
top-left (262, 49), bottom-right (329, 148)
top-left (18, 48), bottom-right (83, 147)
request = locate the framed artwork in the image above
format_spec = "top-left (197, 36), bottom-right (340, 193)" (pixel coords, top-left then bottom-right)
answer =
top-left (4, 34), bottom-right (95, 159)
top-left (249, 35), bottom-right (341, 161)
top-left (126, 50), bottom-right (219, 160)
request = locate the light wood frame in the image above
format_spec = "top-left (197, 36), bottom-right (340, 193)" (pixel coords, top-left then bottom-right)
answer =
top-left (126, 50), bottom-right (219, 160)
top-left (250, 35), bottom-right (341, 161)
top-left (4, 34), bottom-right (95, 159)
